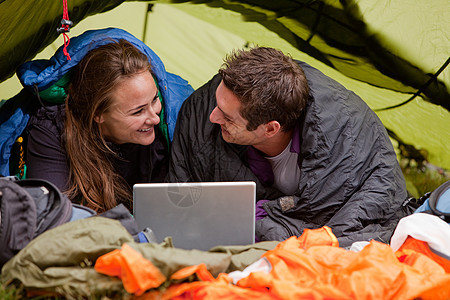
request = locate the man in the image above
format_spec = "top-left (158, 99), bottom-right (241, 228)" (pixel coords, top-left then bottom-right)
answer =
top-left (168, 47), bottom-right (408, 247)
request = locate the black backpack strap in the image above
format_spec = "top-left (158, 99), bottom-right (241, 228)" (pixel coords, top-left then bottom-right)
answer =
top-left (401, 192), bottom-right (431, 215)
top-left (428, 181), bottom-right (450, 222)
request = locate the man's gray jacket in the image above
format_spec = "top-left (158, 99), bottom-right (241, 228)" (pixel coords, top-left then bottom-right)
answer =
top-left (168, 61), bottom-right (408, 247)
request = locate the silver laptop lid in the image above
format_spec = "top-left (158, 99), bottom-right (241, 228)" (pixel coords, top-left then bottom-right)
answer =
top-left (133, 181), bottom-right (256, 251)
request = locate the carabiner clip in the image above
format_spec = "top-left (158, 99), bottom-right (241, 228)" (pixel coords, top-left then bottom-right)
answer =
top-left (57, 18), bottom-right (73, 34)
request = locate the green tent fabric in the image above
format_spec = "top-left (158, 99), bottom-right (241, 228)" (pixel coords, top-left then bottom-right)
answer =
top-left (0, 0), bottom-right (449, 169)
top-left (0, 0), bottom-right (124, 83)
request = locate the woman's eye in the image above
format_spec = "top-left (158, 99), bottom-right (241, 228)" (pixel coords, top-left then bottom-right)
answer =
top-left (152, 95), bottom-right (159, 103)
top-left (132, 109), bottom-right (144, 115)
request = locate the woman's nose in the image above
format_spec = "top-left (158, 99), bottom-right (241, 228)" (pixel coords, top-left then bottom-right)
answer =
top-left (145, 110), bottom-right (160, 125)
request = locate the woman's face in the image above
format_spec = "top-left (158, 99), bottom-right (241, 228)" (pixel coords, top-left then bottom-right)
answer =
top-left (95, 70), bottom-right (162, 145)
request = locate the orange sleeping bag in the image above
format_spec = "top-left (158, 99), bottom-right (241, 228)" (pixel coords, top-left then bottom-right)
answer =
top-left (95, 226), bottom-right (450, 299)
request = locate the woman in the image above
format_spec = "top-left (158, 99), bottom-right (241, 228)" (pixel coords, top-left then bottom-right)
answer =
top-left (23, 28), bottom-right (193, 212)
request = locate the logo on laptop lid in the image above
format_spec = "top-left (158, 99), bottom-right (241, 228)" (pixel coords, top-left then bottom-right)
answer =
top-left (167, 183), bottom-right (203, 208)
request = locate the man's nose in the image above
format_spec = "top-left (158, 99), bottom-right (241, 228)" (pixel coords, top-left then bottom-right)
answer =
top-left (209, 106), bottom-right (223, 124)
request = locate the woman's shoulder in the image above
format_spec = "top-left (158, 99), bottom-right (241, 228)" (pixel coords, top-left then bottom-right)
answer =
top-left (28, 104), bottom-right (65, 129)
top-left (32, 103), bottom-right (65, 119)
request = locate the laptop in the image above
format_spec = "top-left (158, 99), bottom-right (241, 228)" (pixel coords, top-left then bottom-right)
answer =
top-left (133, 181), bottom-right (256, 251)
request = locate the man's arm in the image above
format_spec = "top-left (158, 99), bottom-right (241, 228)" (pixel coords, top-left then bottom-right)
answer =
top-left (257, 166), bottom-right (407, 248)
top-left (324, 150), bottom-right (408, 246)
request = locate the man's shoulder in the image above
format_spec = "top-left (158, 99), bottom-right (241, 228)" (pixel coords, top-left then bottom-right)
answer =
top-left (296, 61), bottom-right (370, 111)
top-left (178, 74), bottom-right (221, 121)
top-left (189, 74), bottom-right (221, 101)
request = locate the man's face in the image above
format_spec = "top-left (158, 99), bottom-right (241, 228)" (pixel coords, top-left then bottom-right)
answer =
top-left (210, 81), bottom-right (266, 146)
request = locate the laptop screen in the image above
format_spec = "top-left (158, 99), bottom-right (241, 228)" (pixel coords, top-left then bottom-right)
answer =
top-left (133, 181), bottom-right (256, 250)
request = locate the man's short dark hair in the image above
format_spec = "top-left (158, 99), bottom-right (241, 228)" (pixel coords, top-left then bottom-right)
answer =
top-left (218, 47), bottom-right (310, 131)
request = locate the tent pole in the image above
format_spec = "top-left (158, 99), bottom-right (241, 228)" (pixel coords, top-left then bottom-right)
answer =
top-left (142, 3), bottom-right (153, 42)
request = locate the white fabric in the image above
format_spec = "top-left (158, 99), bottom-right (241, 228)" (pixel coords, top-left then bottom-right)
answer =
top-left (266, 139), bottom-right (300, 195)
top-left (349, 241), bottom-right (370, 252)
top-left (228, 257), bottom-right (271, 284)
top-left (390, 213), bottom-right (450, 257)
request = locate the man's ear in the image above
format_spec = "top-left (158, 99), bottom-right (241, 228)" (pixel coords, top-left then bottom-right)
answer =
top-left (264, 121), bottom-right (281, 137)
top-left (94, 114), bottom-right (104, 124)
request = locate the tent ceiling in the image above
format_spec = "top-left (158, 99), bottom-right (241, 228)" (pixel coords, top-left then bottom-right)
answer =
top-left (1, 0), bottom-right (447, 109)
top-left (0, 0), bottom-right (125, 83)
top-left (0, 0), bottom-right (449, 169)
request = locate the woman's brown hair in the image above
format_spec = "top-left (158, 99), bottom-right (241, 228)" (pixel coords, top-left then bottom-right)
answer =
top-left (65, 39), bottom-right (152, 212)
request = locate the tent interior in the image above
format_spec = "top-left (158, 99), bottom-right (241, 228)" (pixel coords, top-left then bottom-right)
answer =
top-left (0, 0), bottom-right (449, 194)
top-left (0, 1), bottom-right (449, 298)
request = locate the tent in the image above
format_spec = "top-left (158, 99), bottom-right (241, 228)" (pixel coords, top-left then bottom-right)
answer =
top-left (0, 0), bottom-right (449, 172)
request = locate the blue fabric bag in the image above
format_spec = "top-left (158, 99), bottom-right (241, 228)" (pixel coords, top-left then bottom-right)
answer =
top-left (414, 180), bottom-right (450, 224)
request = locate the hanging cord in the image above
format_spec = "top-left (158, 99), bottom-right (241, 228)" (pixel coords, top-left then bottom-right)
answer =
top-left (57, 0), bottom-right (72, 61)
top-left (375, 57), bottom-right (450, 111)
top-left (33, 84), bottom-right (53, 113)
top-left (16, 137), bottom-right (25, 179)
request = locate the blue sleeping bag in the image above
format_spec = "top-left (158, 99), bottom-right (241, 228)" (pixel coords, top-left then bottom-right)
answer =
top-left (0, 27), bottom-right (194, 176)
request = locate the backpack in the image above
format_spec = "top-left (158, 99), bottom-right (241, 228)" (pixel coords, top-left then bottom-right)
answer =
top-left (0, 175), bottom-right (146, 268)
top-left (0, 176), bottom-right (96, 267)
top-left (413, 180), bottom-right (450, 223)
